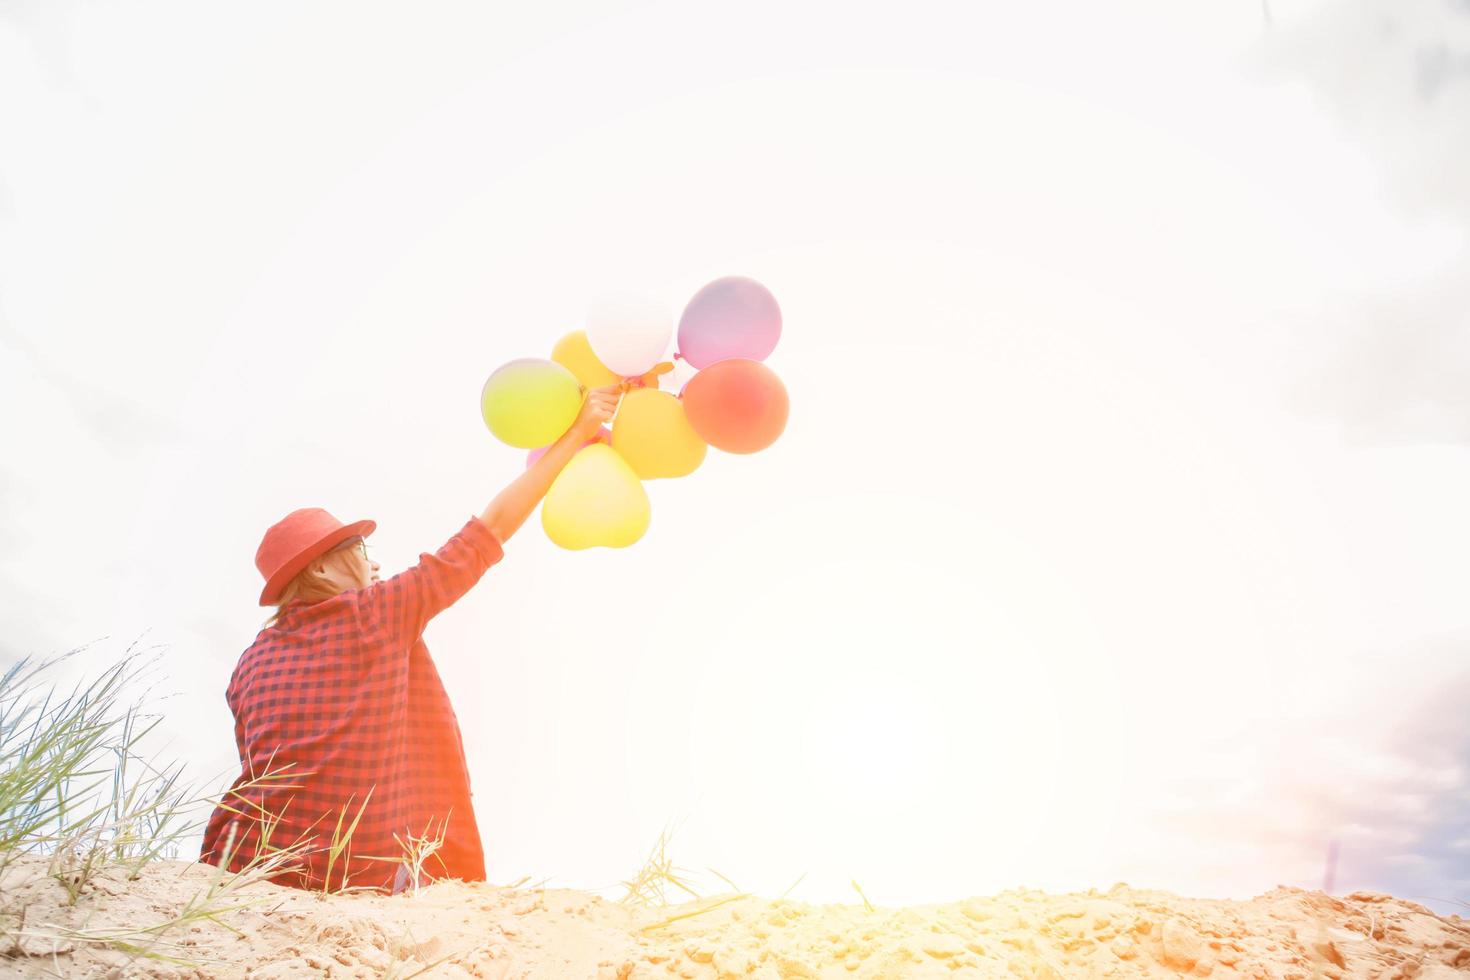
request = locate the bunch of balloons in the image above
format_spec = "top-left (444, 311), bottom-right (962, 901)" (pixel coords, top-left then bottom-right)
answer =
top-left (480, 276), bottom-right (789, 549)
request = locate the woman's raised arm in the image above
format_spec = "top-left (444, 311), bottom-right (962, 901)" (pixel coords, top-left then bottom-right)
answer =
top-left (478, 385), bottom-right (622, 544)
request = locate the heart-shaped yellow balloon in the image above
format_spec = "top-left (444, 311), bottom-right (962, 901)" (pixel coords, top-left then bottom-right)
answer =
top-left (542, 444), bottom-right (651, 549)
top-left (551, 330), bottom-right (622, 389)
top-left (612, 388), bottom-right (707, 479)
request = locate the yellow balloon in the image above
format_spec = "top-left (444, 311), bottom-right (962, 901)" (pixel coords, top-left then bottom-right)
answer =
top-left (611, 388), bottom-right (707, 479)
top-left (551, 330), bottom-right (622, 389)
top-left (481, 359), bottom-right (583, 449)
top-left (542, 444), bottom-right (651, 550)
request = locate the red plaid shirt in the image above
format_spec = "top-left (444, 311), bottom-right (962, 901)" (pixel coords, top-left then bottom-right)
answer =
top-left (200, 517), bottom-right (502, 891)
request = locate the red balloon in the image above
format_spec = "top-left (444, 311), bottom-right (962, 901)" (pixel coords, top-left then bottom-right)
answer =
top-left (681, 359), bottom-right (788, 454)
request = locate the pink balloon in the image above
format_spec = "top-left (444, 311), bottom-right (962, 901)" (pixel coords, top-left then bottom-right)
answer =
top-left (676, 276), bottom-right (781, 369)
top-left (525, 427), bottom-right (610, 468)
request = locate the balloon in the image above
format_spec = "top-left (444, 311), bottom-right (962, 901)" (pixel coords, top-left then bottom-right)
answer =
top-left (681, 358), bottom-right (789, 454)
top-left (542, 444), bottom-right (651, 550)
top-left (551, 330), bottom-right (621, 390)
top-left (586, 293), bottom-right (672, 377)
top-left (481, 359), bottom-right (583, 449)
top-left (525, 426), bottom-right (610, 469)
top-left (676, 276), bottom-right (782, 369)
top-left (612, 388), bottom-right (707, 479)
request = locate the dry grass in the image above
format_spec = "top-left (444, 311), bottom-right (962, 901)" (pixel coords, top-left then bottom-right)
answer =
top-left (361, 815), bottom-right (450, 898)
top-left (0, 649), bottom-right (184, 879)
top-left (0, 644), bottom-right (351, 968)
top-left (321, 789), bottom-right (375, 895)
top-left (619, 822), bottom-right (749, 910)
top-left (379, 923), bottom-right (471, 980)
top-left (851, 878), bottom-right (875, 913)
top-left (0, 643), bottom-right (905, 973)
top-left (637, 893), bottom-right (749, 934)
top-left (620, 824), bottom-right (702, 908)
top-left (619, 824), bottom-right (750, 933)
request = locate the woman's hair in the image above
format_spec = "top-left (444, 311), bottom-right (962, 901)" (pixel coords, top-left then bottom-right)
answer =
top-left (263, 543), bottom-right (359, 628)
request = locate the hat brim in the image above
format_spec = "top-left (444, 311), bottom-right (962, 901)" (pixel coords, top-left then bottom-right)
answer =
top-left (259, 519), bottom-right (377, 606)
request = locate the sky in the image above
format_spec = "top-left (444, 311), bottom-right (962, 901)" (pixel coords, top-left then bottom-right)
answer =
top-left (2, 0), bottom-right (1468, 913)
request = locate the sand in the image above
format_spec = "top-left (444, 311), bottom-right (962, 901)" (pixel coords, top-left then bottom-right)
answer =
top-left (1, 855), bottom-right (1466, 979)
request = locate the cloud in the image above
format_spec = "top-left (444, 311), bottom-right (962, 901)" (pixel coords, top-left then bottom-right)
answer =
top-left (1288, 267), bottom-right (1470, 446)
top-left (1148, 641), bottom-right (1470, 911)
top-left (1262, 7), bottom-right (1470, 904)
top-left (1267, 0), bottom-right (1470, 445)
top-left (1337, 657), bottom-right (1470, 906)
top-left (1268, 0), bottom-right (1470, 221)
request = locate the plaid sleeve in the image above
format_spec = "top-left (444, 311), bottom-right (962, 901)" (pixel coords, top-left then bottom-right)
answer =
top-left (360, 517), bottom-right (503, 643)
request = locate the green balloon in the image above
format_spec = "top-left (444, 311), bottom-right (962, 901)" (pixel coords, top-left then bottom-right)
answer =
top-left (481, 359), bottom-right (582, 449)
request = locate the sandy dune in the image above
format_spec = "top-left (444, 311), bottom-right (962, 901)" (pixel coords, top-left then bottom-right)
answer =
top-left (2, 855), bottom-right (1466, 978)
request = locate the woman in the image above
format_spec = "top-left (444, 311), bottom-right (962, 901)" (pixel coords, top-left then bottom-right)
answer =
top-left (200, 386), bottom-right (622, 893)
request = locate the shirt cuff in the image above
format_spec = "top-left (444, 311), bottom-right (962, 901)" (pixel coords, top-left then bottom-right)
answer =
top-left (463, 516), bottom-right (505, 567)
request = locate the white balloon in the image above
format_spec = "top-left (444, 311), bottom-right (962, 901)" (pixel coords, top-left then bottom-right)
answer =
top-left (586, 293), bottom-right (672, 378)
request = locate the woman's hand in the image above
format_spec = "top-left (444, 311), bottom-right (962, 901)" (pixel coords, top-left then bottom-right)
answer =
top-left (479, 385), bottom-right (624, 545)
top-left (573, 385), bottom-right (622, 439)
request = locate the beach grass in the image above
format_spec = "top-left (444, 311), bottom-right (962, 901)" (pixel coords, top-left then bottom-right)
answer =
top-left (619, 823), bottom-right (705, 908)
top-left (0, 645), bottom-right (316, 964)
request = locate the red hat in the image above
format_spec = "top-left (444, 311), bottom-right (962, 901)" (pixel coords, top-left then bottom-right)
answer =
top-left (255, 508), bottom-right (377, 606)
